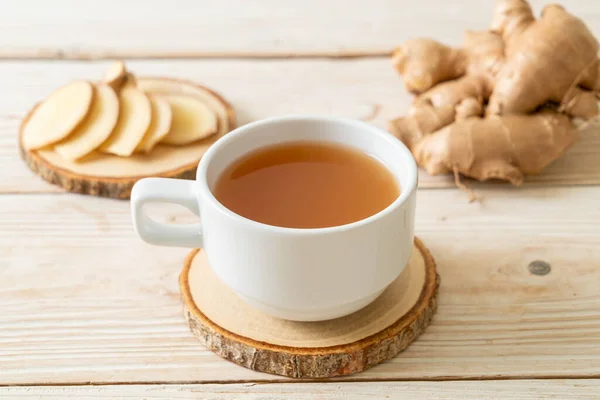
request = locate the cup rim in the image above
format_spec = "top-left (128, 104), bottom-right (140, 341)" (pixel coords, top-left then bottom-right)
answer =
top-left (196, 115), bottom-right (417, 235)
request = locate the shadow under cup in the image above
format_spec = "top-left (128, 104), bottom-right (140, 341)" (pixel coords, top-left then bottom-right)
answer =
top-left (196, 116), bottom-right (418, 321)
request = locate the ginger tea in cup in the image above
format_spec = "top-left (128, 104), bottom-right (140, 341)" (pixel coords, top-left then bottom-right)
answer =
top-left (213, 141), bottom-right (400, 229)
top-left (131, 116), bottom-right (417, 321)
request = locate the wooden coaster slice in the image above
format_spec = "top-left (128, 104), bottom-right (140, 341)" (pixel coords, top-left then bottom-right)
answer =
top-left (19, 77), bottom-right (235, 199)
top-left (180, 237), bottom-right (439, 378)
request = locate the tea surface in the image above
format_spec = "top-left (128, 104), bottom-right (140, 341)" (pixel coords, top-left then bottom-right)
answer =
top-left (213, 141), bottom-right (400, 228)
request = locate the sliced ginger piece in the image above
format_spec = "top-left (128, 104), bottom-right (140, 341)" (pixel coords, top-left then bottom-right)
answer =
top-left (103, 60), bottom-right (126, 91)
top-left (22, 80), bottom-right (94, 150)
top-left (160, 94), bottom-right (217, 145)
top-left (54, 84), bottom-right (120, 161)
top-left (122, 73), bottom-right (138, 89)
top-left (136, 95), bottom-right (173, 153)
top-left (103, 60), bottom-right (137, 91)
top-left (100, 87), bottom-right (152, 157)
top-left (137, 78), bottom-right (231, 135)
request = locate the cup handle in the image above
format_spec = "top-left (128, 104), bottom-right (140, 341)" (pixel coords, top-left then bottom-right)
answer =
top-left (131, 178), bottom-right (203, 248)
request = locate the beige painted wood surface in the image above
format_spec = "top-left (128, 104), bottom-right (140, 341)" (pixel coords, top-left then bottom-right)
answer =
top-left (2, 0), bottom-right (600, 394)
top-left (1, 381), bottom-right (599, 399)
top-left (1, 187), bottom-right (599, 385)
top-left (1, 0), bottom-right (598, 58)
top-left (2, 60), bottom-right (600, 194)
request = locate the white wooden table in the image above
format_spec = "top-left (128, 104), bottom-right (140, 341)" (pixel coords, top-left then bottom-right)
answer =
top-left (1, 1), bottom-right (599, 398)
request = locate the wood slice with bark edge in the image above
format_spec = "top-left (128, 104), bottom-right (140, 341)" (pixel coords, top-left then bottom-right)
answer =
top-left (180, 237), bottom-right (439, 379)
top-left (19, 77), bottom-right (236, 199)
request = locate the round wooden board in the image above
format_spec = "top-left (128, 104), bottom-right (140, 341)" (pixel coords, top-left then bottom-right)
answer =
top-left (19, 77), bottom-right (236, 199)
top-left (180, 237), bottom-right (440, 378)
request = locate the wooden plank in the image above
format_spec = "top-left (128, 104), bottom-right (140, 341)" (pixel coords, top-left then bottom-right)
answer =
top-left (1, 381), bottom-right (599, 399)
top-left (0, 0), bottom-right (598, 59)
top-left (2, 59), bottom-right (599, 194)
top-left (1, 186), bottom-right (599, 384)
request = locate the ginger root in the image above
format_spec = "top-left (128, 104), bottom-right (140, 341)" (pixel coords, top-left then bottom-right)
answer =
top-left (487, 1), bottom-right (600, 115)
top-left (389, 0), bottom-right (599, 190)
top-left (413, 111), bottom-right (577, 186)
top-left (390, 29), bottom-right (503, 152)
top-left (392, 39), bottom-right (467, 93)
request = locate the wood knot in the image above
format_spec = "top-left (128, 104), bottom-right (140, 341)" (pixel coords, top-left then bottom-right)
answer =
top-left (528, 260), bottom-right (551, 276)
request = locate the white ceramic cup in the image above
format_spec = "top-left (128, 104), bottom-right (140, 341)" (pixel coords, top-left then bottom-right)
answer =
top-left (131, 115), bottom-right (417, 321)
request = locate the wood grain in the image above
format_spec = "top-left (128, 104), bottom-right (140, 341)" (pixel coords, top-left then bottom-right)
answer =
top-left (3, 0), bottom-right (599, 390)
top-left (1, 381), bottom-right (599, 399)
top-left (1, 186), bottom-right (599, 384)
top-left (181, 239), bottom-right (438, 378)
top-left (0, 0), bottom-right (598, 59)
top-left (2, 60), bottom-right (600, 194)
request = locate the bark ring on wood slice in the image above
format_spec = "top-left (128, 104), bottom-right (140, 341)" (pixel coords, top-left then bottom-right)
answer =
top-left (180, 237), bottom-right (439, 378)
top-left (19, 78), bottom-right (236, 199)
